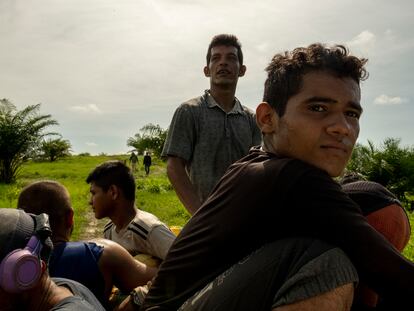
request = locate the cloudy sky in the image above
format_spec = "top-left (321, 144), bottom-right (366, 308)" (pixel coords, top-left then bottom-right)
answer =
top-left (1, 0), bottom-right (413, 154)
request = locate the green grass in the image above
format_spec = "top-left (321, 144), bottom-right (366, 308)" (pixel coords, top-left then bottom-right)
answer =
top-left (1, 155), bottom-right (414, 261)
top-left (134, 160), bottom-right (190, 227)
top-left (0, 155), bottom-right (189, 240)
top-left (402, 214), bottom-right (414, 259)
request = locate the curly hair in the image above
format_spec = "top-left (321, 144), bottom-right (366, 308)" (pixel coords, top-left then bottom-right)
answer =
top-left (206, 34), bottom-right (243, 65)
top-left (263, 43), bottom-right (368, 116)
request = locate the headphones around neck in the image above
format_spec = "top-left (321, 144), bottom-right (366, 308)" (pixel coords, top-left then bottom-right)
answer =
top-left (0, 213), bottom-right (52, 293)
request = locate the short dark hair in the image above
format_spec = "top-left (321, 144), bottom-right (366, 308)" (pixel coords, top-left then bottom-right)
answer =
top-left (206, 34), bottom-right (243, 65)
top-left (263, 43), bottom-right (368, 116)
top-left (86, 160), bottom-right (136, 201)
top-left (18, 180), bottom-right (72, 235)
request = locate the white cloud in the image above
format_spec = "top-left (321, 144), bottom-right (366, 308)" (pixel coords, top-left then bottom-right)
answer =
top-left (85, 142), bottom-right (98, 147)
top-left (384, 29), bottom-right (393, 37)
top-left (374, 94), bottom-right (405, 105)
top-left (255, 42), bottom-right (270, 53)
top-left (347, 30), bottom-right (376, 52)
top-left (68, 104), bottom-right (102, 114)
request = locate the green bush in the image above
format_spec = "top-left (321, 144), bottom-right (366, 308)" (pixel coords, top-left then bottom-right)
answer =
top-left (147, 181), bottom-right (161, 194)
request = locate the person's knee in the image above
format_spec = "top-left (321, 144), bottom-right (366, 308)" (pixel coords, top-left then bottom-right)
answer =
top-left (273, 282), bottom-right (354, 311)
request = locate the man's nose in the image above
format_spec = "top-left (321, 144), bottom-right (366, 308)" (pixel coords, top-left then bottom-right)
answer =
top-left (218, 57), bottom-right (228, 66)
top-left (326, 113), bottom-right (352, 138)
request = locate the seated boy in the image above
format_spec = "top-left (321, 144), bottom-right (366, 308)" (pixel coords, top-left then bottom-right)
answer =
top-left (86, 160), bottom-right (176, 260)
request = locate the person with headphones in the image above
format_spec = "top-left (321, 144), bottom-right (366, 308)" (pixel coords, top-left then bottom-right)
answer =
top-left (0, 208), bottom-right (105, 310)
top-left (17, 180), bottom-right (157, 309)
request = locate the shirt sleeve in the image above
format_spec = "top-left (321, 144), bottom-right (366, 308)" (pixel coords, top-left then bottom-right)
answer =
top-left (161, 103), bottom-right (196, 161)
top-left (103, 229), bottom-right (110, 239)
top-left (242, 107), bottom-right (262, 147)
top-left (147, 225), bottom-right (176, 260)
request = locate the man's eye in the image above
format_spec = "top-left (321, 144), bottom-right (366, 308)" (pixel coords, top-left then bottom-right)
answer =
top-left (309, 105), bottom-right (326, 112)
top-left (346, 111), bottom-right (360, 119)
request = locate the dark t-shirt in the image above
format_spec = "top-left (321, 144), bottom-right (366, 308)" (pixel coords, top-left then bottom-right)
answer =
top-left (142, 148), bottom-right (414, 310)
top-left (51, 278), bottom-right (105, 310)
top-left (144, 155), bottom-right (152, 166)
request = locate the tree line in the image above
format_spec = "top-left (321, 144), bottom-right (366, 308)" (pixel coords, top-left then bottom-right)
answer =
top-left (0, 99), bottom-right (168, 183)
top-left (0, 99), bottom-right (71, 183)
top-left (345, 138), bottom-right (414, 205)
top-left (126, 123), bottom-right (167, 158)
top-left (1, 99), bottom-right (414, 207)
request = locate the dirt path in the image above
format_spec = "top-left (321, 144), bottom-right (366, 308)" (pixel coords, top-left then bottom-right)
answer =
top-left (78, 209), bottom-right (107, 240)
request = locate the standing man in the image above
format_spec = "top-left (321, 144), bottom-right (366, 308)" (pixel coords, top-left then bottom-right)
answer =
top-left (162, 34), bottom-right (262, 215)
top-left (143, 152), bottom-right (152, 176)
top-left (142, 44), bottom-right (414, 311)
top-left (129, 152), bottom-right (138, 172)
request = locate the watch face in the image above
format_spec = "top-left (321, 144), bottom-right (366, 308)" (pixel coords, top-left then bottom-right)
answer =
top-left (131, 291), bottom-right (141, 306)
top-left (131, 285), bottom-right (149, 306)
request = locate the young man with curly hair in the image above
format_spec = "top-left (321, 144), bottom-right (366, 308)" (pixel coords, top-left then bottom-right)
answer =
top-left (141, 44), bottom-right (414, 311)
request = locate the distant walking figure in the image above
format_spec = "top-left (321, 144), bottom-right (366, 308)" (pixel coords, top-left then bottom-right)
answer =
top-left (143, 152), bottom-right (152, 175)
top-left (129, 152), bottom-right (138, 172)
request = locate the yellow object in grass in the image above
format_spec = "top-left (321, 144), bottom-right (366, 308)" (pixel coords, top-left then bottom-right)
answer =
top-left (170, 225), bottom-right (182, 236)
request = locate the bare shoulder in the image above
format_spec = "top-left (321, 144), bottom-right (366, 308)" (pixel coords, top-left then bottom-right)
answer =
top-left (89, 238), bottom-right (129, 257)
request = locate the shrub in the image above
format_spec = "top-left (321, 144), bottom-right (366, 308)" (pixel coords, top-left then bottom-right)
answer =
top-left (147, 181), bottom-right (161, 194)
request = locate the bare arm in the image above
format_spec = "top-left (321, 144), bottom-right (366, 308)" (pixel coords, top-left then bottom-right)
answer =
top-left (93, 239), bottom-right (158, 299)
top-left (166, 156), bottom-right (201, 215)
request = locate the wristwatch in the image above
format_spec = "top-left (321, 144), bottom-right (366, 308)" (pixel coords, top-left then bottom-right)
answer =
top-left (130, 288), bottom-right (142, 309)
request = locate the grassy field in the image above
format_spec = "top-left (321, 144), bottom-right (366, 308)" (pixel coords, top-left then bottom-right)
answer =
top-left (0, 155), bottom-right (189, 240)
top-left (1, 155), bottom-right (414, 261)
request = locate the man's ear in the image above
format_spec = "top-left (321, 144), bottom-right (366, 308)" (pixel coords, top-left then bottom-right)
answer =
top-left (108, 185), bottom-right (119, 200)
top-left (67, 209), bottom-right (74, 228)
top-left (256, 102), bottom-right (278, 134)
top-left (41, 260), bottom-right (47, 273)
top-left (238, 65), bottom-right (246, 77)
top-left (203, 65), bottom-right (210, 77)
